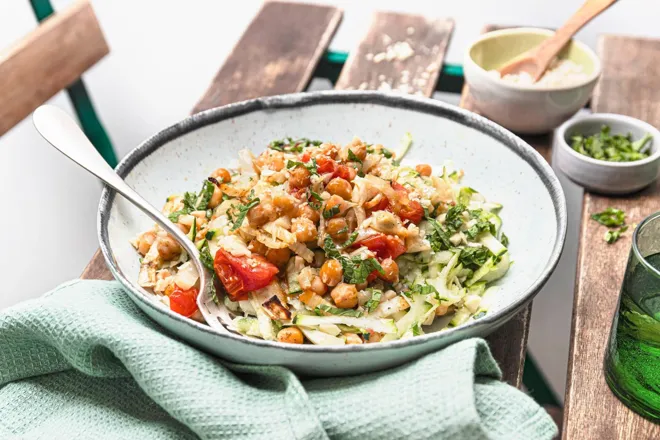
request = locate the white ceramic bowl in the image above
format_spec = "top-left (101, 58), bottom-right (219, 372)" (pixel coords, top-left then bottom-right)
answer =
top-left (99, 91), bottom-right (566, 376)
top-left (464, 27), bottom-right (601, 134)
top-left (554, 113), bottom-right (660, 194)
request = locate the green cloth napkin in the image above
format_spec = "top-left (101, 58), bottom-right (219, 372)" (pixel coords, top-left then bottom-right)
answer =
top-left (0, 280), bottom-right (557, 440)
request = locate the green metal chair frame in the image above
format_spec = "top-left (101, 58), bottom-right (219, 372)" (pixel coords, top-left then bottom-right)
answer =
top-left (29, 0), bottom-right (117, 167)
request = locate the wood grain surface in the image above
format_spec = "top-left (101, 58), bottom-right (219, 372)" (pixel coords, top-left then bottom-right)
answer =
top-left (82, 1), bottom-right (342, 280)
top-left (335, 11), bottom-right (453, 97)
top-left (0, 0), bottom-right (108, 136)
top-left (192, 1), bottom-right (342, 114)
top-left (563, 35), bottom-right (660, 440)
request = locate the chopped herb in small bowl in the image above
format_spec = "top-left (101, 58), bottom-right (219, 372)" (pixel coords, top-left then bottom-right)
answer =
top-left (555, 114), bottom-right (660, 195)
top-left (571, 125), bottom-right (652, 162)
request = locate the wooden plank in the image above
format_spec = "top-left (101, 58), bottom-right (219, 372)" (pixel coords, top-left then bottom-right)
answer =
top-left (82, 2), bottom-right (342, 280)
top-left (192, 1), bottom-right (342, 114)
top-left (0, 0), bottom-right (108, 136)
top-left (563, 35), bottom-right (660, 440)
top-left (459, 24), bottom-right (540, 388)
top-left (335, 11), bottom-right (453, 96)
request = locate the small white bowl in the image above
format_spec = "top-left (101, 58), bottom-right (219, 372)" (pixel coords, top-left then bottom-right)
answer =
top-left (554, 113), bottom-right (660, 194)
top-left (464, 28), bottom-right (601, 134)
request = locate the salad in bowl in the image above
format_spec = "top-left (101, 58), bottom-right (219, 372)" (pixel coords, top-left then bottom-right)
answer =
top-left (132, 136), bottom-right (510, 345)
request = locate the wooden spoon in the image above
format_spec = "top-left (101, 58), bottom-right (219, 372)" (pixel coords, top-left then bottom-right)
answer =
top-left (498, 0), bottom-right (617, 82)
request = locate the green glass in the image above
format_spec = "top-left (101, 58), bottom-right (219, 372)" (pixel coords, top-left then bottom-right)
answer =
top-left (605, 212), bottom-right (660, 421)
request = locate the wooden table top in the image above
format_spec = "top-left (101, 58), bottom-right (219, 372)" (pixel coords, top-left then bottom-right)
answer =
top-left (563, 35), bottom-right (660, 439)
top-left (80, 3), bottom-right (531, 388)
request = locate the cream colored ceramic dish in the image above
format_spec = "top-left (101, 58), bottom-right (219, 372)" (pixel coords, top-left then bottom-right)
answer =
top-left (464, 27), bottom-right (601, 134)
top-left (99, 91), bottom-right (567, 376)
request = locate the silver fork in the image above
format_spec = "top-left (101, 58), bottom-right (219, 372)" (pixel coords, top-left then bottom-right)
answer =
top-left (32, 105), bottom-right (234, 334)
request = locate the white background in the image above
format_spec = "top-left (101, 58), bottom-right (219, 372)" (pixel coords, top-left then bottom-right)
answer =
top-left (1, 0), bottom-right (659, 400)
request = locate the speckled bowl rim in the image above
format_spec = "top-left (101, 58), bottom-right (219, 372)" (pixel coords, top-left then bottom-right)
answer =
top-left (98, 90), bottom-right (567, 354)
top-left (465, 27), bottom-right (602, 92)
top-left (555, 113), bottom-right (660, 167)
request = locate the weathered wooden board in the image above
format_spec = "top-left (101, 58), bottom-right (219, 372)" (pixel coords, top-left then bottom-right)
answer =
top-left (563, 35), bottom-right (660, 440)
top-left (192, 1), bottom-right (342, 113)
top-left (0, 0), bottom-right (108, 136)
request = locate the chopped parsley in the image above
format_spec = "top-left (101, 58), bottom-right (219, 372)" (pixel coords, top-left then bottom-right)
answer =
top-left (459, 247), bottom-right (491, 269)
top-left (230, 196), bottom-right (260, 231)
top-left (591, 208), bottom-right (626, 227)
top-left (342, 231), bottom-right (359, 247)
top-left (445, 204), bottom-right (466, 232)
top-left (347, 149), bottom-right (362, 164)
top-left (426, 216), bottom-right (453, 251)
top-left (286, 158), bottom-right (318, 176)
top-left (269, 137), bottom-right (322, 153)
top-left (315, 304), bottom-right (363, 317)
top-left (168, 180), bottom-right (215, 222)
top-left (205, 230), bottom-right (216, 240)
top-left (364, 289), bottom-right (382, 313)
top-left (310, 190), bottom-right (323, 201)
top-left (465, 220), bottom-right (494, 239)
top-left (571, 125), bottom-right (651, 162)
top-left (407, 283), bottom-right (439, 298)
top-left (323, 205), bottom-right (340, 219)
top-left (323, 236), bottom-right (385, 284)
top-left (500, 233), bottom-right (509, 247)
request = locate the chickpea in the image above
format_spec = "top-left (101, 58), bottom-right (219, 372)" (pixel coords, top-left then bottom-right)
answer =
top-left (326, 177), bottom-right (352, 200)
top-left (289, 165), bottom-right (311, 188)
top-left (248, 239), bottom-right (268, 256)
top-left (292, 217), bottom-right (318, 243)
top-left (320, 259), bottom-right (343, 287)
top-left (177, 223), bottom-right (190, 234)
top-left (326, 218), bottom-right (349, 241)
top-left (331, 283), bottom-right (358, 309)
top-left (345, 333), bottom-right (363, 345)
top-left (378, 258), bottom-right (399, 283)
top-left (415, 164), bottom-right (432, 177)
top-left (255, 151), bottom-right (285, 172)
top-left (356, 282), bottom-right (368, 291)
top-left (268, 153), bottom-right (285, 172)
top-left (273, 195), bottom-right (297, 217)
top-left (346, 138), bottom-right (368, 161)
top-left (210, 168), bottom-right (231, 183)
top-left (348, 144), bottom-right (367, 162)
top-left (297, 204), bottom-right (321, 224)
top-left (157, 235), bottom-right (181, 261)
top-left (323, 195), bottom-right (346, 219)
top-left (277, 326), bottom-right (304, 344)
top-left (367, 332), bottom-right (383, 343)
top-left (207, 185), bottom-right (223, 209)
top-left (266, 247), bottom-right (291, 268)
top-left (310, 276), bottom-right (327, 295)
top-left (247, 201), bottom-right (276, 227)
top-left (137, 231), bottom-right (156, 255)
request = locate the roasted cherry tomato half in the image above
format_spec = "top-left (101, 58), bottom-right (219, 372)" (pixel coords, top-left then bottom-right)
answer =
top-left (169, 286), bottom-right (199, 317)
top-left (391, 182), bottom-right (424, 224)
top-left (354, 233), bottom-right (406, 260)
top-left (213, 249), bottom-right (279, 301)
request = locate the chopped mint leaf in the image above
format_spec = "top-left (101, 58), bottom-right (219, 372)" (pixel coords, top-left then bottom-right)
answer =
top-left (365, 289), bottom-right (382, 313)
top-left (605, 225), bottom-right (629, 244)
top-left (315, 304), bottom-right (363, 317)
top-left (230, 196), bottom-right (260, 231)
top-left (348, 149), bottom-right (362, 164)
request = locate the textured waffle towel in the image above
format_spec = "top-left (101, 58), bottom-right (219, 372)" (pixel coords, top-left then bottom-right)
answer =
top-left (0, 280), bottom-right (557, 440)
